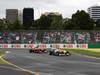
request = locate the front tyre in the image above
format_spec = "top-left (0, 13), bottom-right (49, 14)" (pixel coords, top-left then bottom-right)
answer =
top-left (49, 51), bottom-right (53, 55)
top-left (65, 52), bottom-right (71, 56)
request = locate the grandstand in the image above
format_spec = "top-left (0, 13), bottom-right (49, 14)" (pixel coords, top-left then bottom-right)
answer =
top-left (0, 31), bottom-right (100, 44)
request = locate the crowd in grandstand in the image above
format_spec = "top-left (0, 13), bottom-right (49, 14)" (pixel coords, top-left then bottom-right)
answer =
top-left (0, 31), bottom-right (100, 44)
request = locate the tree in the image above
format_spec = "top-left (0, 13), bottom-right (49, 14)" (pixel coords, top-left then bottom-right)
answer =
top-left (71, 10), bottom-right (95, 30)
top-left (50, 15), bottom-right (63, 30)
top-left (38, 15), bottom-right (52, 30)
top-left (32, 15), bottom-right (52, 30)
top-left (0, 19), bottom-right (5, 30)
top-left (95, 19), bottom-right (100, 27)
top-left (0, 18), bottom-right (11, 30)
top-left (32, 14), bottom-right (63, 30)
top-left (6, 19), bottom-right (23, 30)
top-left (12, 20), bottom-right (22, 30)
top-left (63, 18), bottom-right (75, 30)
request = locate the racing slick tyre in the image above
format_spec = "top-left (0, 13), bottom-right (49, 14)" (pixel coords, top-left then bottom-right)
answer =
top-left (65, 52), bottom-right (71, 56)
top-left (49, 51), bottom-right (53, 55)
top-left (29, 50), bottom-right (33, 53)
top-left (56, 52), bottom-right (60, 56)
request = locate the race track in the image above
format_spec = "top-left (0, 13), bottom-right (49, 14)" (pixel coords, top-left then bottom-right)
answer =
top-left (1, 49), bottom-right (100, 75)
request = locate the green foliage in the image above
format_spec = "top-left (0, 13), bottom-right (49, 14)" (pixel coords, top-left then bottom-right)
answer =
top-left (63, 19), bottom-right (75, 30)
top-left (38, 15), bottom-right (52, 30)
top-left (33, 14), bottom-right (63, 30)
top-left (0, 19), bottom-right (4, 30)
top-left (50, 15), bottom-right (63, 30)
top-left (71, 10), bottom-right (95, 30)
top-left (95, 19), bottom-right (100, 27)
top-left (0, 10), bottom-right (96, 30)
top-left (0, 19), bottom-right (24, 31)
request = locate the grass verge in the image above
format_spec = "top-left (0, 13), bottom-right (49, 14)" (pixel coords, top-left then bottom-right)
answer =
top-left (0, 50), bottom-right (7, 64)
top-left (62, 48), bottom-right (100, 58)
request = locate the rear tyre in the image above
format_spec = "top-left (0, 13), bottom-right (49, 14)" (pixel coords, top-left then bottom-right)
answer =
top-left (56, 52), bottom-right (59, 56)
top-left (29, 50), bottom-right (32, 53)
top-left (49, 51), bottom-right (53, 55)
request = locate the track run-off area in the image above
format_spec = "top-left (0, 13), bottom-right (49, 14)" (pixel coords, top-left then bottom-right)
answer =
top-left (0, 48), bottom-right (100, 75)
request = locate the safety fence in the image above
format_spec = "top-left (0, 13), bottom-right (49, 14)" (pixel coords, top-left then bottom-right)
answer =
top-left (88, 44), bottom-right (100, 48)
top-left (0, 44), bottom-right (88, 49)
top-left (0, 44), bottom-right (100, 49)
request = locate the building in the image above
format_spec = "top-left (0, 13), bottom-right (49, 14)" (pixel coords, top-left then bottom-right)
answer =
top-left (42, 12), bottom-right (62, 16)
top-left (6, 9), bottom-right (18, 23)
top-left (18, 10), bottom-right (23, 24)
top-left (23, 8), bottom-right (34, 26)
top-left (88, 5), bottom-right (100, 20)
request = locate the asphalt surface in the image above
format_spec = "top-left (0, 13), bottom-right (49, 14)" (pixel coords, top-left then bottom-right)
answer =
top-left (0, 64), bottom-right (34, 75)
top-left (1, 49), bottom-right (100, 75)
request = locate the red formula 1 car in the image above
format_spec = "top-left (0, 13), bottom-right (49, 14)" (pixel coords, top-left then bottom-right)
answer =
top-left (29, 46), bottom-right (47, 53)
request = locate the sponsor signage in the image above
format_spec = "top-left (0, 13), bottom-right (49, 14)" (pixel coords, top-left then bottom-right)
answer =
top-left (76, 44), bottom-right (87, 48)
top-left (63, 44), bottom-right (74, 48)
top-left (25, 44), bottom-right (34, 48)
top-left (12, 44), bottom-right (21, 48)
top-left (38, 44), bottom-right (47, 48)
top-left (0, 44), bottom-right (88, 49)
top-left (2, 44), bottom-right (8, 48)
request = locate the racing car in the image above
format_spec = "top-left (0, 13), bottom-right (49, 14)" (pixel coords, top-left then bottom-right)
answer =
top-left (29, 46), bottom-right (47, 53)
top-left (49, 48), bottom-right (71, 56)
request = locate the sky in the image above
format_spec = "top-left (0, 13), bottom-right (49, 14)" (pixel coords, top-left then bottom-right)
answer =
top-left (0, 0), bottom-right (100, 19)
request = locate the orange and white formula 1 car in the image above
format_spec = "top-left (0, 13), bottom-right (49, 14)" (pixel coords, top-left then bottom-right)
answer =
top-left (49, 48), bottom-right (71, 56)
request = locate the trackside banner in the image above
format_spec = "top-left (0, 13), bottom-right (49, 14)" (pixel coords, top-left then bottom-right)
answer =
top-left (0, 44), bottom-right (88, 49)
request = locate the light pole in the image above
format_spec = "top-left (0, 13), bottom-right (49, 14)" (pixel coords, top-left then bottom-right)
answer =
top-left (94, 24), bottom-right (96, 30)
